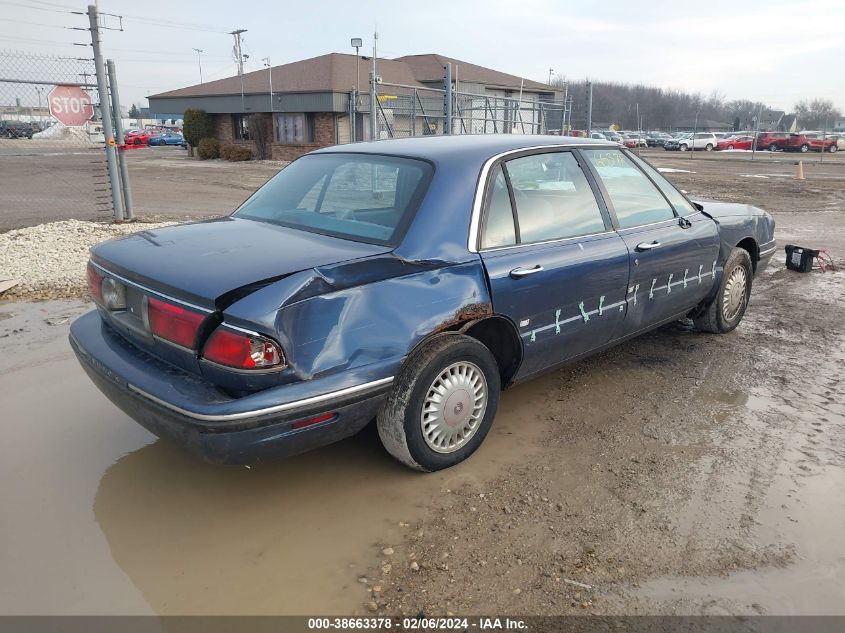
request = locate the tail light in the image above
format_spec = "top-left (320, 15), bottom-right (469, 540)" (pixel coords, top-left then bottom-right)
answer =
top-left (147, 296), bottom-right (205, 349)
top-left (87, 263), bottom-right (104, 305)
top-left (202, 327), bottom-right (283, 370)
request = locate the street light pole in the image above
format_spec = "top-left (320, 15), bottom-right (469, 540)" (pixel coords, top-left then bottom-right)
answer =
top-left (262, 57), bottom-right (273, 112)
top-left (192, 48), bottom-right (204, 84)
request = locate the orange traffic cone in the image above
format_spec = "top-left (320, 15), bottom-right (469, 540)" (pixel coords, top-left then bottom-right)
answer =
top-left (796, 161), bottom-right (805, 180)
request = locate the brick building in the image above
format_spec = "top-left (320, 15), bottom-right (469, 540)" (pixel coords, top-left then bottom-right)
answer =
top-left (147, 52), bottom-right (557, 161)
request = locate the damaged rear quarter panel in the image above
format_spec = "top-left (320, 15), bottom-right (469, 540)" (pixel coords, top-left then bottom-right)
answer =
top-left (224, 261), bottom-right (493, 381)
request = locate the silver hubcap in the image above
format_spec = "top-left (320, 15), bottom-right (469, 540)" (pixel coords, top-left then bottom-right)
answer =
top-left (722, 265), bottom-right (748, 321)
top-left (421, 361), bottom-right (487, 454)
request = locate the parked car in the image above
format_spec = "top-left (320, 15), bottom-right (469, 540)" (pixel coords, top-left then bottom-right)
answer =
top-left (148, 132), bottom-right (185, 146)
top-left (755, 131), bottom-right (790, 151)
top-left (663, 133), bottom-right (718, 151)
top-left (0, 120), bottom-right (35, 139)
top-left (646, 132), bottom-right (672, 147)
top-left (783, 132), bottom-right (838, 153)
top-left (123, 128), bottom-right (157, 145)
top-left (831, 134), bottom-right (845, 151)
top-left (70, 135), bottom-right (776, 471)
top-left (716, 135), bottom-right (754, 150)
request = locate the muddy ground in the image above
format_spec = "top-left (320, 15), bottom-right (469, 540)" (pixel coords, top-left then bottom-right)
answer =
top-left (0, 151), bottom-right (843, 616)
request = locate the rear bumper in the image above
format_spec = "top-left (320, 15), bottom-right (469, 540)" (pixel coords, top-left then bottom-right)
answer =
top-left (70, 310), bottom-right (392, 463)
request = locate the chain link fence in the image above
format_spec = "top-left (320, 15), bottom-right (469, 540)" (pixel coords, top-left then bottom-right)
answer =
top-left (0, 51), bottom-right (111, 231)
top-left (361, 81), bottom-right (568, 141)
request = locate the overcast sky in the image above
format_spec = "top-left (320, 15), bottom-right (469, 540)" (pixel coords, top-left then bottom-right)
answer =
top-left (4, 0), bottom-right (844, 112)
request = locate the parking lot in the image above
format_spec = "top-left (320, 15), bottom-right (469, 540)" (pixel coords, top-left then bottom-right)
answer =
top-left (0, 149), bottom-right (843, 616)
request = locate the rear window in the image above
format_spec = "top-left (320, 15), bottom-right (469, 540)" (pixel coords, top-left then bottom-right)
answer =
top-left (234, 153), bottom-right (433, 245)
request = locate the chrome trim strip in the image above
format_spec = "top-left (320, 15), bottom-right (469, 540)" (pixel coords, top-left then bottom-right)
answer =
top-left (126, 376), bottom-right (395, 422)
top-left (479, 229), bottom-right (614, 253)
top-left (467, 143), bottom-right (618, 253)
top-left (90, 261), bottom-right (213, 314)
top-left (758, 245), bottom-right (777, 257)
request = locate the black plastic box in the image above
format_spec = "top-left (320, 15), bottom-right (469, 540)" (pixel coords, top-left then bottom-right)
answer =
top-left (785, 244), bottom-right (819, 273)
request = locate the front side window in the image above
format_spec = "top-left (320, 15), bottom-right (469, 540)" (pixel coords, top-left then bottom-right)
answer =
top-left (501, 151), bottom-right (606, 244)
top-left (235, 154), bottom-right (432, 244)
top-left (626, 152), bottom-right (696, 216)
top-left (582, 149), bottom-right (675, 229)
top-left (275, 113), bottom-right (314, 144)
top-left (233, 114), bottom-right (250, 140)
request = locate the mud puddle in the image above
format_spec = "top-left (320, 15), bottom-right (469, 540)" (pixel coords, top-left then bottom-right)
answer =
top-left (0, 302), bottom-right (551, 614)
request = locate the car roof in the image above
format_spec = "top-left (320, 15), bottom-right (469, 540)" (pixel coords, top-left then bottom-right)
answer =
top-left (311, 134), bottom-right (616, 163)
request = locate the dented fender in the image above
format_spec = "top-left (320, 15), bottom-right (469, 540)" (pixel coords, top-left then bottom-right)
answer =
top-left (223, 260), bottom-right (494, 381)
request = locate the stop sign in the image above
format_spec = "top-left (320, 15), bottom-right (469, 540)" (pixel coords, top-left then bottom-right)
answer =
top-left (48, 85), bottom-right (94, 126)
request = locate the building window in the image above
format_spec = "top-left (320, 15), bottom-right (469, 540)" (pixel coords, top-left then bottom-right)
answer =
top-left (233, 114), bottom-right (250, 140)
top-left (274, 113), bottom-right (314, 144)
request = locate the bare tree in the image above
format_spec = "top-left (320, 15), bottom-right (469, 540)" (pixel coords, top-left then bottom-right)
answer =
top-left (248, 115), bottom-right (272, 160)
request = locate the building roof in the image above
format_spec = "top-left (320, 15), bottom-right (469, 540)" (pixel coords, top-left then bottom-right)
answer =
top-left (150, 52), bottom-right (555, 100)
top-left (394, 54), bottom-right (553, 91)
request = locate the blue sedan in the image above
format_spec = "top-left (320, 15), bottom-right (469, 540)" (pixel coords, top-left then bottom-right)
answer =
top-left (70, 135), bottom-right (776, 471)
top-left (147, 132), bottom-right (185, 146)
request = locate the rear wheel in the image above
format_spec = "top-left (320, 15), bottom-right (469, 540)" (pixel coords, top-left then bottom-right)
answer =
top-left (769, 143), bottom-right (777, 151)
top-left (693, 248), bottom-right (753, 334)
top-left (830, 145), bottom-right (838, 153)
top-left (800, 144), bottom-right (809, 153)
top-left (705, 143), bottom-right (714, 151)
top-left (679, 144), bottom-right (688, 152)
top-left (377, 334), bottom-right (500, 472)
top-left (727, 144), bottom-right (735, 150)
top-left (134, 138), bottom-right (141, 145)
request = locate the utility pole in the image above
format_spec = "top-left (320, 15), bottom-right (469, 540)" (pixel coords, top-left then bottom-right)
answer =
top-left (230, 29), bottom-right (247, 75)
top-left (586, 81), bottom-right (593, 136)
top-left (87, 4), bottom-right (124, 221)
top-left (107, 59), bottom-right (133, 219)
top-left (548, 67), bottom-right (554, 85)
top-left (192, 48), bottom-right (204, 84)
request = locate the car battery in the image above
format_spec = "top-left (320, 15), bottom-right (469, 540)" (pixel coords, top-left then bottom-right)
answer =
top-left (785, 244), bottom-right (819, 273)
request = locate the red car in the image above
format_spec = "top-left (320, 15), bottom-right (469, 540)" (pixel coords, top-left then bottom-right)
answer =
top-left (755, 131), bottom-right (790, 151)
top-left (123, 129), bottom-right (158, 145)
top-left (783, 132), bottom-right (838, 153)
top-left (716, 135), bottom-right (754, 150)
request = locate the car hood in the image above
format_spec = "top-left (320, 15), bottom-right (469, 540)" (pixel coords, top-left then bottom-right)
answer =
top-left (91, 216), bottom-right (392, 308)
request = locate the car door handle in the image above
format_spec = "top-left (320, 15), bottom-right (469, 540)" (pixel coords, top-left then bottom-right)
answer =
top-left (636, 241), bottom-right (662, 251)
top-left (509, 265), bottom-right (544, 279)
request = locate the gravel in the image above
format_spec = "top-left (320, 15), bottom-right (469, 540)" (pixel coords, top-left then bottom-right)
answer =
top-left (0, 219), bottom-right (178, 300)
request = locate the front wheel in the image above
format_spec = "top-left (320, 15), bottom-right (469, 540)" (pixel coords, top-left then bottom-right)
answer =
top-left (727, 144), bottom-right (735, 150)
top-left (693, 248), bottom-right (753, 334)
top-left (377, 334), bottom-right (501, 472)
top-left (800, 144), bottom-right (809, 153)
top-left (679, 144), bottom-right (688, 151)
top-left (830, 145), bottom-right (838, 153)
top-left (705, 143), bottom-right (713, 151)
top-left (769, 143), bottom-right (777, 151)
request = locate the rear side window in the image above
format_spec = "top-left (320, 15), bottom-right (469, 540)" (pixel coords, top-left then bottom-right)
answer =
top-left (582, 149), bottom-right (675, 229)
top-left (502, 152), bottom-right (606, 244)
top-left (626, 152), bottom-right (696, 216)
top-left (480, 166), bottom-right (516, 249)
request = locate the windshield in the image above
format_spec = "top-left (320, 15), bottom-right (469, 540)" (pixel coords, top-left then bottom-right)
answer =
top-left (234, 153), bottom-right (433, 245)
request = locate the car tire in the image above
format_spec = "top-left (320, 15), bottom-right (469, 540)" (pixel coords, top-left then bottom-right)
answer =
top-left (377, 334), bottom-right (501, 472)
top-left (830, 145), bottom-right (837, 153)
top-left (768, 144), bottom-right (777, 151)
top-left (679, 144), bottom-right (688, 151)
top-left (705, 143), bottom-right (713, 151)
top-left (693, 248), bottom-right (753, 334)
top-left (800, 144), bottom-right (809, 153)
top-left (727, 144), bottom-right (735, 150)
top-left (134, 138), bottom-right (141, 145)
